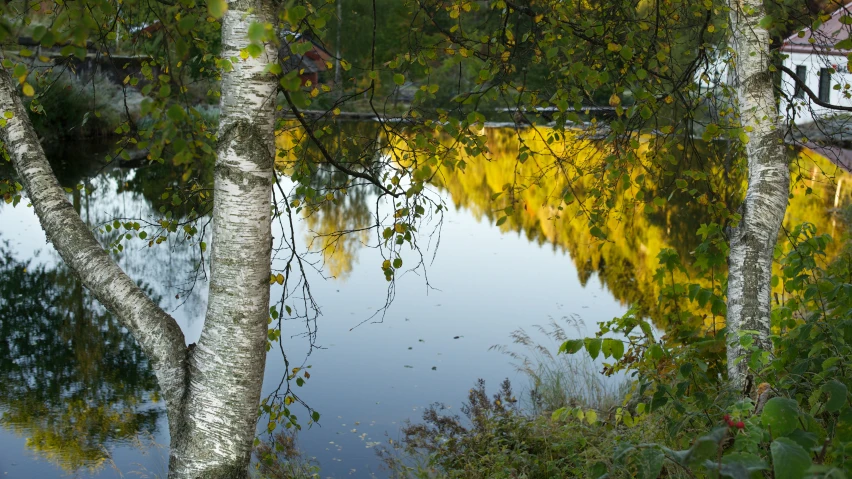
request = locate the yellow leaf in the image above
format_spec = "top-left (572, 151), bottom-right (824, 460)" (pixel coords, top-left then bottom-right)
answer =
top-left (586, 410), bottom-right (598, 424)
top-left (276, 273), bottom-right (285, 285)
top-left (608, 93), bottom-right (621, 107)
top-left (22, 83), bottom-right (34, 97)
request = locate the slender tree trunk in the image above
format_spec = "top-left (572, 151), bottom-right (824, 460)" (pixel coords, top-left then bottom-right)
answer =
top-left (0, 65), bottom-right (190, 439)
top-left (166, 0), bottom-right (277, 476)
top-left (725, 0), bottom-right (789, 391)
top-left (1, 0), bottom-right (278, 476)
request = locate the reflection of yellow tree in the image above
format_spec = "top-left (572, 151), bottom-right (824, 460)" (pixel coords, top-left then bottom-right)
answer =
top-left (275, 122), bottom-right (852, 329)
top-left (0, 246), bottom-right (160, 473)
top-left (275, 121), bottom-right (383, 279)
top-left (424, 127), bottom-right (852, 331)
top-left (303, 192), bottom-right (372, 279)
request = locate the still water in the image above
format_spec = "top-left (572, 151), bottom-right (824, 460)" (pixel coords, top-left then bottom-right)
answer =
top-left (0, 125), bottom-right (849, 478)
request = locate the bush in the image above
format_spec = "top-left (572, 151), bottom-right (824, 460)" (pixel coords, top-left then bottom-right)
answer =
top-left (253, 428), bottom-right (319, 479)
top-left (386, 218), bottom-right (852, 479)
top-left (26, 69), bottom-right (143, 140)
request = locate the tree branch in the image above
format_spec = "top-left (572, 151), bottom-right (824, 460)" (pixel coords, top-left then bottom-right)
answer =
top-left (280, 89), bottom-right (400, 197)
top-left (779, 64), bottom-right (852, 112)
top-left (0, 66), bottom-right (188, 417)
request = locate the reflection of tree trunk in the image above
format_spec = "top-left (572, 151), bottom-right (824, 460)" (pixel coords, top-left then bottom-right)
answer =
top-left (726, 0), bottom-right (789, 391)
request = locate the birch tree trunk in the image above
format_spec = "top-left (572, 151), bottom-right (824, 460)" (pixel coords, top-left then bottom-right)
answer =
top-left (726, 0), bottom-right (789, 391)
top-left (0, 64), bottom-right (190, 447)
top-left (1, 0), bottom-right (278, 476)
top-left (167, 0), bottom-right (278, 476)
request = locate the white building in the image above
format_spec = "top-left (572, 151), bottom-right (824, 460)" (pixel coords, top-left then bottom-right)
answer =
top-left (781, 3), bottom-right (852, 124)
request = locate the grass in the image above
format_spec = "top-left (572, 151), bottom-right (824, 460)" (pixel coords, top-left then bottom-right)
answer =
top-left (489, 315), bottom-right (624, 415)
top-left (373, 316), bottom-right (639, 479)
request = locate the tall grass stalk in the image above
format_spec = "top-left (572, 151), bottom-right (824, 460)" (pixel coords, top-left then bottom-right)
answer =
top-left (489, 315), bottom-right (623, 415)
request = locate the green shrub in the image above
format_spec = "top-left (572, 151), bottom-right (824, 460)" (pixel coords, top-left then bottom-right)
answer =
top-left (253, 428), bottom-right (319, 479)
top-left (26, 70), bottom-right (141, 140)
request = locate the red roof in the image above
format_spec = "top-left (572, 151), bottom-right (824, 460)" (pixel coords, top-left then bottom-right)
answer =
top-left (781, 2), bottom-right (852, 56)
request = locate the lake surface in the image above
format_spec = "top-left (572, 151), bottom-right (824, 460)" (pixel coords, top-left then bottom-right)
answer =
top-left (1, 125), bottom-right (849, 478)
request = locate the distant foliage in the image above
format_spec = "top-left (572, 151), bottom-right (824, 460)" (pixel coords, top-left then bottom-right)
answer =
top-left (26, 70), bottom-right (140, 140)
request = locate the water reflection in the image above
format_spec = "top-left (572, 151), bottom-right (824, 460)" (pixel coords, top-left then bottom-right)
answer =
top-left (297, 126), bottom-right (852, 329)
top-left (2, 123), bottom-right (851, 477)
top-left (0, 244), bottom-right (161, 473)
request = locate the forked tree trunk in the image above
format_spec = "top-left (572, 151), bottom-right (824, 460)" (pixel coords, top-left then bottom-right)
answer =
top-left (0, 0), bottom-right (278, 476)
top-left (168, 0), bottom-right (278, 476)
top-left (726, 0), bottom-right (789, 391)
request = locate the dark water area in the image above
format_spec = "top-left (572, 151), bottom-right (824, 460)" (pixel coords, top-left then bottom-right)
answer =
top-left (0, 126), bottom-right (849, 478)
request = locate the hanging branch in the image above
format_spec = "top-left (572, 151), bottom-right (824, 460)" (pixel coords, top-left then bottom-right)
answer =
top-left (779, 64), bottom-right (852, 112)
top-left (280, 89), bottom-right (400, 198)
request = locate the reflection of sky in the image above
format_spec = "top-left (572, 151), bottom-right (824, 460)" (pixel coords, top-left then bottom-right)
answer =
top-left (266, 204), bottom-right (627, 477)
top-left (0, 162), bottom-right (627, 478)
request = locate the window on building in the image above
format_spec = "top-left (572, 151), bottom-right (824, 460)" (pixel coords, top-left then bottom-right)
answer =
top-left (819, 68), bottom-right (831, 103)
top-left (795, 65), bottom-right (807, 99)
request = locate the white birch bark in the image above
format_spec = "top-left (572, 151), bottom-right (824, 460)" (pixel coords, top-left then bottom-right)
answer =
top-left (726, 0), bottom-right (789, 391)
top-left (166, 0), bottom-right (278, 476)
top-left (0, 66), bottom-right (189, 442)
top-left (2, 0), bottom-right (278, 475)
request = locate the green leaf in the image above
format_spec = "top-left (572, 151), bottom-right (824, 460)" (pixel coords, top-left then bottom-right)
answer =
top-left (311, 411), bottom-right (320, 422)
top-left (167, 104), bottom-right (185, 121)
top-left (836, 38), bottom-right (852, 50)
top-left (647, 343), bottom-right (663, 361)
top-left (287, 6), bottom-right (307, 24)
top-left (704, 452), bottom-right (768, 479)
top-left (393, 73), bottom-right (405, 86)
top-left (208, 0), bottom-right (227, 19)
top-left (631, 447), bottom-right (664, 479)
top-left (559, 339), bottom-right (584, 354)
top-left (248, 22), bottom-right (265, 43)
top-left (585, 338), bottom-right (602, 360)
top-left (837, 407), bottom-right (852, 442)
top-left (608, 338), bottom-right (624, 360)
top-left (822, 380), bottom-right (847, 413)
top-left (665, 427), bottom-right (725, 466)
top-left (244, 43), bottom-right (263, 58)
top-left (770, 438), bottom-right (811, 479)
top-left (761, 397), bottom-right (800, 437)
